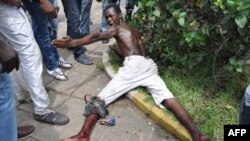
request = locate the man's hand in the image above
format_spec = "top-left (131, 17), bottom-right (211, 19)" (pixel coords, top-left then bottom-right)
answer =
top-left (0, 38), bottom-right (19, 73)
top-left (2, 0), bottom-right (21, 6)
top-left (40, 0), bottom-right (57, 18)
top-left (52, 36), bottom-right (77, 48)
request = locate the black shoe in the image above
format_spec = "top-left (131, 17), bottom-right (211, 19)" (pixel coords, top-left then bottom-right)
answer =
top-left (75, 54), bottom-right (93, 65)
top-left (17, 125), bottom-right (36, 139)
top-left (34, 112), bottom-right (69, 125)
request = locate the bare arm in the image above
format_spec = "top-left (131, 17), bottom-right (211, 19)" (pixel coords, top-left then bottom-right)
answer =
top-left (53, 27), bottom-right (119, 48)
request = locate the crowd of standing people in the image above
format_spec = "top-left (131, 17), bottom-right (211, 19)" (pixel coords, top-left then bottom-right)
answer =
top-left (0, 0), bottom-right (135, 140)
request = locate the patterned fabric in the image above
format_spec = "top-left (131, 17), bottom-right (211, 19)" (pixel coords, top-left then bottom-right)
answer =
top-left (83, 96), bottom-right (109, 118)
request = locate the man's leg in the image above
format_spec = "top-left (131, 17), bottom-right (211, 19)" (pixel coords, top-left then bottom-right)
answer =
top-left (125, 0), bottom-right (134, 20)
top-left (0, 3), bottom-right (50, 115)
top-left (162, 99), bottom-right (209, 141)
top-left (239, 84), bottom-right (250, 124)
top-left (59, 97), bottom-right (107, 141)
top-left (140, 72), bottom-right (209, 141)
top-left (60, 114), bottom-right (99, 141)
top-left (0, 6), bottom-right (69, 125)
top-left (11, 69), bottom-right (32, 104)
top-left (62, 0), bottom-right (92, 65)
top-left (22, 0), bottom-right (70, 81)
top-left (59, 59), bottom-right (149, 140)
top-left (0, 73), bottom-right (17, 141)
top-left (79, 0), bottom-right (92, 36)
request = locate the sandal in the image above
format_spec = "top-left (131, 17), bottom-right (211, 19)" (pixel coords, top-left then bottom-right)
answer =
top-left (98, 116), bottom-right (116, 126)
top-left (84, 94), bottom-right (93, 104)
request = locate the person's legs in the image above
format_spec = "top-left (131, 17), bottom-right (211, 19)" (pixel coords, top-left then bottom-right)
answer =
top-left (59, 57), bottom-right (154, 140)
top-left (62, 0), bottom-right (92, 65)
top-left (0, 73), bottom-right (17, 141)
top-left (11, 69), bottom-right (32, 104)
top-left (80, 0), bottom-right (92, 36)
top-left (48, 13), bottom-right (73, 69)
top-left (142, 74), bottom-right (209, 141)
top-left (125, 0), bottom-right (134, 20)
top-left (0, 5), bottom-right (69, 125)
top-left (162, 99), bottom-right (209, 141)
top-left (0, 4), bottom-right (50, 115)
top-left (48, 18), bottom-right (60, 61)
top-left (24, 0), bottom-right (58, 71)
top-left (23, 0), bottom-right (70, 80)
top-left (59, 112), bottom-right (100, 141)
top-left (239, 84), bottom-right (250, 124)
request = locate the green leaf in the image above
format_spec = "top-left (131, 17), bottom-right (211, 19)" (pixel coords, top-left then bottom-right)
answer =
top-left (235, 14), bottom-right (247, 28)
top-left (153, 9), bottom-right (161, 17)
top-left (227, 0), bottom-right (236, 6)
top-left (178, 17), bottom-right (185, 26)
top-left (180, 12), bottom-right (187, 17)
top-left (146, 1), bottom-right (155, 7)
top-left (172, 9), bottom-right (181, 17)
top-left (237, 4), bottom-right (250, 11)
top-left (236, 67), bottom-right (243, 72)
top-left (229, 58), bottom-right (236, 65)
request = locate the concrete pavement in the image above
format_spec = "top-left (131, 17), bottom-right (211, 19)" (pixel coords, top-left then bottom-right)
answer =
top-left (16, 1), bottom-right (178, 141)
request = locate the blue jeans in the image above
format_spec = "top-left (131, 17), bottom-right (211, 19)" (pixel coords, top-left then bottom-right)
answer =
top-left (101, 0), bottom-right (120, 32)
top-left (62, 0), bottom-right (92, 57)
top-left (80, 0), bottom-right (92, 36)
top-left (0, 73), bottom-right (17, 141)
top-left (22, 0), bottom-right (59, 71)
top-left (49, 0), bottom-right (58, 40)
top-left (48, 18), bottom-right (58, 41)
top-left (239, 84), bottom-right (250, 124)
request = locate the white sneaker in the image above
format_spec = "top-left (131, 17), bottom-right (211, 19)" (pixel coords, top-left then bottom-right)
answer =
top-left (47, 68), bottom-right (68, 81)
top-left (57, 57), bottom-right (73, 68)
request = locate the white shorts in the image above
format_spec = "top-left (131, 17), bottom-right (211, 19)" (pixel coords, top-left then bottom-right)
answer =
top-left (98, 55), bottom-right (174, 108)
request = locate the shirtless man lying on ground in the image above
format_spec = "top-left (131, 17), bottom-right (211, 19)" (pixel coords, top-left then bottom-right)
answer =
top-left (53, 4), bottom-right (210, 141)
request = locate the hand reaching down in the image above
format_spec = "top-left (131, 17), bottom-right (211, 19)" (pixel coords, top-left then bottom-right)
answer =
top-left (52, 36), bottom-right (77, 48)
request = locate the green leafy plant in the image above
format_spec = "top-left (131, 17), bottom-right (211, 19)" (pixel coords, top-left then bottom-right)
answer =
top-left (131, 0), bottom-right (249, 88)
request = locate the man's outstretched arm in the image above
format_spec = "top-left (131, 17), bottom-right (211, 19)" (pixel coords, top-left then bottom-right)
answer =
top-left (53, 27), bottom-right (118, 48)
